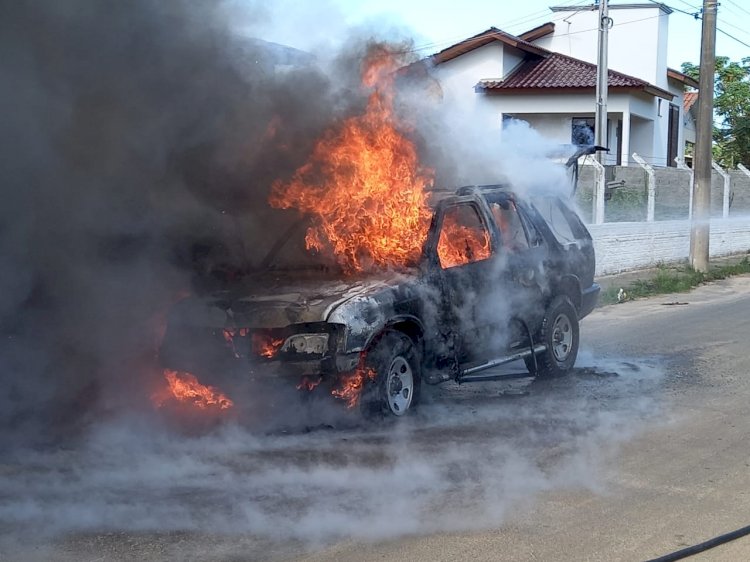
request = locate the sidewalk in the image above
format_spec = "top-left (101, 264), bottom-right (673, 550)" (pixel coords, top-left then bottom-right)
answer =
top-left (594, 252), bottom-right (750, 293)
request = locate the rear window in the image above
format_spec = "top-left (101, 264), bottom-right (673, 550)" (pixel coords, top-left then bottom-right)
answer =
top-left (531, 197), bottom-right (587, 244)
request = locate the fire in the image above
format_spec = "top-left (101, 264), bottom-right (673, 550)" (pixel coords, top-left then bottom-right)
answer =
top-left (252, 333), bottom-right (285, 359)
top-left (331, 366), bottom-right (377, 409)
top-left (437, 218), bottom-right (491, 269)
top-left (223, 327), bottom-right (251, 358)
top-left (270, 46), bottom-right (433, 273)
top-left (153, 369), bottom-right (234, 411)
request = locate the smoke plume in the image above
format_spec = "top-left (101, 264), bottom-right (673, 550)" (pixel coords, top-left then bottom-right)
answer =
top-left (0, 0), bottom-right (405, 444)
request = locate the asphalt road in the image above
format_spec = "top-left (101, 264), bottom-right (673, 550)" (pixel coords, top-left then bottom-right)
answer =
top-left (3, 276), bottom-right (750, 561)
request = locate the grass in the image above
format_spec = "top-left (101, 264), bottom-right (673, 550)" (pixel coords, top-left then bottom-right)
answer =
top-left (599, 256), bottom-right (750, 305)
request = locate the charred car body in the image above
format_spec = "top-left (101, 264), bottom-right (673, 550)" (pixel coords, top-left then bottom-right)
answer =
top-left (161, 147), bottom-right (601, 416)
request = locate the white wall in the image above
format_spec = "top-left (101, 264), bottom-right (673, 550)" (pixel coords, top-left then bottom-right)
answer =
top-left (434, 42), bottom-right (505, 110)
top-left (630, 115), bottom-right (655, 163)
top-left (590, 218), bottom-right (750, 276)
top-left (533, 5), bottom-right (671, 88)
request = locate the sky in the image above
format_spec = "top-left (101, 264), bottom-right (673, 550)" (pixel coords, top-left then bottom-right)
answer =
top-left (253, 0), bottom-right (749, 70)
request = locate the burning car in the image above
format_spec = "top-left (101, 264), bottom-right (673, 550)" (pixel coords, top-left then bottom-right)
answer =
top-left (157, 50), bottom-right (603, 418)
top-left (160, 179), bottom-right (600, 417)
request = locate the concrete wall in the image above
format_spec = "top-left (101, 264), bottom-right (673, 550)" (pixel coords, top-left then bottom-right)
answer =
top-left (590, 217), bottom-right (750, 276)
top-left (576, 164), bottom-right (750, 223)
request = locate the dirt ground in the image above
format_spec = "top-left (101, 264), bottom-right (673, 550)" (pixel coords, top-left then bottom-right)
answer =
top-left (3, 275), bottom-right (750, 561)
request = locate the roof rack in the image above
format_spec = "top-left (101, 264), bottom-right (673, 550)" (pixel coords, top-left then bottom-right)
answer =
top-left (455, 184), bottom-right (509, 196)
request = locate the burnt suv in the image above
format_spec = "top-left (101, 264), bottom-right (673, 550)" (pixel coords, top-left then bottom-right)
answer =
top-left (161, 181), bottom-right (600, 417)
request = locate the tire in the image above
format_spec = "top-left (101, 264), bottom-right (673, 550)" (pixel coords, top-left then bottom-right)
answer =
top-left (360, 331), bottom-right (421, 417)
top-left (525, 296), bottom-right (579, 378)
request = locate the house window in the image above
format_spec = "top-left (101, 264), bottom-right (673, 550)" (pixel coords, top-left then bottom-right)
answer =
top-left (571, 118), bottom-right (595, 145)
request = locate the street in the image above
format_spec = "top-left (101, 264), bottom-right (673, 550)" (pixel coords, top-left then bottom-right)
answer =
top-left (3, 276), bottom-right (750, 561)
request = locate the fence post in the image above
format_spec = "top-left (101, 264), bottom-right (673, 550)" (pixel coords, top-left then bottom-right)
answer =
top-left (633, 153), bottom-right (655, 222)
top-left (675, 157), bottom-right (694, 219)
top-left (591, 158), bottom-right (606, 224)
top-left (738, 164), bottom-right (750, 213)
top-left (712, 160), bottom-right (731, 218)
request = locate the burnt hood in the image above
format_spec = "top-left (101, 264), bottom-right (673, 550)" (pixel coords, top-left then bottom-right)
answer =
top-left (179, 269), bottom-right (416, 329)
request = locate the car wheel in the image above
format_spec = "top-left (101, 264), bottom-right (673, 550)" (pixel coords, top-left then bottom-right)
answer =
top-left (525, 296), bottom-right (579, 378)
top-left (361, 331), bottom-right (421, 417)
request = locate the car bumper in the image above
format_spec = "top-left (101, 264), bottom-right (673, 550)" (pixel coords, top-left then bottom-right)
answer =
top-left (579, 283), bottom-right (601, 319)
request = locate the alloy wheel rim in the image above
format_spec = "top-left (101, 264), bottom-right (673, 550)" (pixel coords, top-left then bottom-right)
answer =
top-left (386, 356), bottom-right (413, 415)
top-left (551, 313), bottom-right (573, 361)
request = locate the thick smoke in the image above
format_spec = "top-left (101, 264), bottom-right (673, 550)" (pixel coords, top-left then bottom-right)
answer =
top-left (0, 3), bottom-right (659, 558)
top-left (0, 1), bottom-right (398, 445)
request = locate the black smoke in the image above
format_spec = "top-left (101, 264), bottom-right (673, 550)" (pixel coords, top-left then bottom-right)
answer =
top-left (0, 0), bottom-right (390, 446)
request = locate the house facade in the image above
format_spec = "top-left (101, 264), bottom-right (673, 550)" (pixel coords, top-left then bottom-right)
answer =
top-left (424, 3), bottom-right (698, 167)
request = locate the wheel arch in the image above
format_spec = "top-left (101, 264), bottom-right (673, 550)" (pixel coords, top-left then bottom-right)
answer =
top-left (551, 274), bottom-right (582, 313)
top-left (361, 315), bottom-right (425, 355)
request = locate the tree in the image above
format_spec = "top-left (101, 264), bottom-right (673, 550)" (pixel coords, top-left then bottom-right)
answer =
top-left (682, 57), bottom-right (750, 167)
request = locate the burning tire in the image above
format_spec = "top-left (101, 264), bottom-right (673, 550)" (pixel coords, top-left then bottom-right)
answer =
top-left (361, 331), bottom-right (421, 417)
top-left (526, 296), bottom-right (579, 378)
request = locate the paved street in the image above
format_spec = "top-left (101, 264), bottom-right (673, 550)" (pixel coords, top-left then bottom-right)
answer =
top-left (3, 276), bottom-right (750, 561)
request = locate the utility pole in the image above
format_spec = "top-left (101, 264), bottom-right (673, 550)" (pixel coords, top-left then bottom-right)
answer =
top-left (594, 0), bottom-right (610, 162)
top-left (690, 0), bottom-right (717, 272)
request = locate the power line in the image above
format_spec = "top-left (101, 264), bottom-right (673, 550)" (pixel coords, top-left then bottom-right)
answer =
top-left (716, 26), bottom-right (750, 49)
top-left (404, 0), bottom-right (592, 55)
top-left (716, 17), bottom-right (750, 42)
top-left (646, 0), bottom-right (700, 18)
top-left (725, 0), bottom-right (750, 18)
top-left (406, 1), bottom-right (749, 59)
top-left (648, 1), bottom-right (750, 51)
top-left (675, 0), bottom-right (701, 11)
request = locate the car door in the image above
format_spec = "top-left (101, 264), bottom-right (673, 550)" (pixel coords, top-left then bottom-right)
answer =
top-left (425, 198), bottom-right (499, 363)
top-left (484, 194), bottom-right (548, 346)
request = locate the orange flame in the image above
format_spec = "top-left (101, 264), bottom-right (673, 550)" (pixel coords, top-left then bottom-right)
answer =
top-left (269, 46), bottom-right (433, 274)
top-left (153, 369), bottom-right (234, 411)
top-left (437, 218), bottom-right (491, 269)
top-left (331, 366), bottom-right (377, 409)
top-left (222, 327), bottom-right (250, 358)
top-left (252, 333), bottom-right (285, 359)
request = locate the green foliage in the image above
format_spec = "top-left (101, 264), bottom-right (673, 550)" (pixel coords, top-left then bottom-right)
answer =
top-left (606, 187), bottom-right (647, 222)
top-left (599, 257), bottom-right (750, 305)
top-left (681, 57), bottom-right (750, 168)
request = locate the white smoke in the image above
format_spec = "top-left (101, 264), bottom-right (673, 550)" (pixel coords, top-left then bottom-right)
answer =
top-left (0, 356), bottom-right (664, 559)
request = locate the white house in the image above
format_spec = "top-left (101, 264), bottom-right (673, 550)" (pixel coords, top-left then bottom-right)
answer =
top-left (421, 3), bottom-right (698, 167)
top-left (683, 91), bottom-right (698, 150)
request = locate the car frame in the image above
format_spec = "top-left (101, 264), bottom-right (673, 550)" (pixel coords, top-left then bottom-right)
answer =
top-left (161, 178), bottom-right (601, 417)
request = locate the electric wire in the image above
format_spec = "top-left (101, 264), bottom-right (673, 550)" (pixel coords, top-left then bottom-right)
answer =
top-left (646, 1), bottom-right (750, 51)
top-left (389, 0), bottom-right (593, 56)
top-left (725, 0), bottom-right (750, 18)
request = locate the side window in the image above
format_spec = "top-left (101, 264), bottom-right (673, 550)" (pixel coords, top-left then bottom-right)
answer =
top-left (490, 201), bottom-right (530, 252)
top-left (531, 197), bottom-right (578, 244)
top-left (437, 204), bottom-right (491, 269)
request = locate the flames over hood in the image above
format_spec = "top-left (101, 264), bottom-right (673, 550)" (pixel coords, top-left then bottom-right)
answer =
top-left (269, 45), bottom-right (434, 274)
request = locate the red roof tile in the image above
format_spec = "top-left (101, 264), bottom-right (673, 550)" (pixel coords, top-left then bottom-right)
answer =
top-left (683, 91), bottom-right (698, 113)
top-left (477, 52), bottom-right (674, 100)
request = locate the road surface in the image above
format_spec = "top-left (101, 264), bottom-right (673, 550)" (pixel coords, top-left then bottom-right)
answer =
top-left (3, 276), bottom-right (750, 561)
